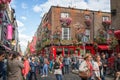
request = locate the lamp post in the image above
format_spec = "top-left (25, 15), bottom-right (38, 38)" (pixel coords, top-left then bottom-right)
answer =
top-left (81, 34), bottom-right (88, 55)
top-left (92, 12), bottom-right (95, 42)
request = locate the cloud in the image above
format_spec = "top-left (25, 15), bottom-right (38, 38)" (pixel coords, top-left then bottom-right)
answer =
top-left (33, 5), bottom-right (42, 12)
top-left (10, 0), bottom-right (16, 8)
top-left (21, 3), bottom-right (28, 9)
top-left (21, 16), bottom-right (27, 20)
top-left (17, 20), bottom-right (24, 27)
top-left (16, 20), bottom-right (32, 52)
top-left (18, 26), bottom-right (33, 53)
top-left (19, 31), bottom-right (32, 53)
top-left (33, 0), bottom-right (110, 17)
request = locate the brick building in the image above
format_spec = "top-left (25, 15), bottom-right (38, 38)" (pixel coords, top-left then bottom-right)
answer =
top-left (0, 3), bottom-right (19, 51)
top-left (36, 6), bottom-right (111, 58)
top-left (111, 0), bottom-right (120, 52)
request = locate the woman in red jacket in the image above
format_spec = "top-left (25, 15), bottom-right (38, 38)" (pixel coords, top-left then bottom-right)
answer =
top-left (22, 56), bottom-right (31, 80)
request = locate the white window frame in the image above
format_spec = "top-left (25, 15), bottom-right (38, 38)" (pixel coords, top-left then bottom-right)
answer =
top-left (85, 29), bottom-right (90, 40)
top-left (61, 13), bottom-right (69, 18)
top-left (102, 16), bottom-right (109, 21)
top-left (62, 28), bottom-right (70, 40)
top-left (85, 15), bottom-right (90, 20)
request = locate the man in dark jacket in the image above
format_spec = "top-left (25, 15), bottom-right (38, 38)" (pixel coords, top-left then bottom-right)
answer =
top-left (114, 53), bottom-right (120, 80)
top-left (0, 46), bottom-right (6, 79)
top-left (101, 53), bottom-right (108, 76)
top-left (0, 47), bottom-right (5, 62)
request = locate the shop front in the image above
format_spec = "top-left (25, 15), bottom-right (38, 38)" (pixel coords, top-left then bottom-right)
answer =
top-left (49, 44), bottom-right (95, 59)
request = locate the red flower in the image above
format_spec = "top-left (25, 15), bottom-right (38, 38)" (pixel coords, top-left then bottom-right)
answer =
top-left (60, 17), bottom-right (72, 26)
top-left (0, 19), bottom-right (2, 24)
top-left (0, 12), bottom-right (3, 18)
top-left (0, 0), bottom-right (11, 4)
top-left (108, 30), bottom-right (113, 34)
top-left (102, 20), bottom-right (111, 26)
top-left (84, 19), bottom-right (91, 26)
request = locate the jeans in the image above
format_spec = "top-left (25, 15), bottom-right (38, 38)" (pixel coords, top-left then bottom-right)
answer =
top-left (101, 75), bottom-right (105, 80)
top-left (29, 72), bottom-right (37, 80)
top-left (2, 70), bottom-right (7, 80)
top-left (43, 64), bottom-right (48, 75)
top-left (56, 74), bottom-right (62, 80)
top-left (26, 72), bottom-right (30, 80)
top-left (64, 65), bottom-right (69, 74)
top-left (40, 64), bottom-right (43, 75)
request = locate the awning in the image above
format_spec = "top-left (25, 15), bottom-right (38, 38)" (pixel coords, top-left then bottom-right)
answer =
top-left (114, 30), bottom-right (120, 40)
top-left (98, 45), bottom-right (109, 50)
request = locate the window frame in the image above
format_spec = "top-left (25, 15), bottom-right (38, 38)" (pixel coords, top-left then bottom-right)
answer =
top-left (85, 15), bottom-right (90, 20)
top-left (62, 27), bottom-right (70, 40)
top-left (102, 16), bottom-right (109, 21)
top-left (61, 12), bottom-right (69, 18)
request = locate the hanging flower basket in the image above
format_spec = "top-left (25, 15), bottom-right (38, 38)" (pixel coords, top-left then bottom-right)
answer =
top-left (0, 0), bottom-right (12, 10)
top-left (0, 4), bottom-right (6, 10)
top-left (109, 37), bottom-right (118, 50)
top-left (98, 29), bottom-right (106, 35)
top-left (84, 19), bottom-right (91, 26)
top-left (0, 12), bottom-right (3, 18)
top-left (60, 17), bottom-right (72, 27)
top-left (102, 20), bottom-right (111, 27)
top-left (61, 40), bottom-right (72, 45)
top-left (0, 19), bottom-right (2, 24)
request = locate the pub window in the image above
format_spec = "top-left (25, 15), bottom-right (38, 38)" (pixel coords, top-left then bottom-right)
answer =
top-left (102, 16), bottom-right (109, 21)
top-left (61, 13), bottom-right (69, 18)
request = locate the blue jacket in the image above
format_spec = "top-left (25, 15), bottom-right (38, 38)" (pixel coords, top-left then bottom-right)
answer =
top-left (30, 62), bottom-right (37, 72)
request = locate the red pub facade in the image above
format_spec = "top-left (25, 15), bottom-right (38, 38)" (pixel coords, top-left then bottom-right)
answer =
top-left (36, 6), bottom-right (111, 59)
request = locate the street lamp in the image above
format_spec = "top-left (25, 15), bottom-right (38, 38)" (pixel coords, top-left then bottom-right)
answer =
top-left (92, 12), bottom-right (95, 41)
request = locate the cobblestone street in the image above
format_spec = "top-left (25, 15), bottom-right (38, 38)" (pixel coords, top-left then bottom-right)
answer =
top-left (37, 71), bottom-right (114, 80)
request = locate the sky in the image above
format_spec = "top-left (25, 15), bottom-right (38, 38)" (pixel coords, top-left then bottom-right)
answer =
top-left (10, 0), bottom-right (111, 53)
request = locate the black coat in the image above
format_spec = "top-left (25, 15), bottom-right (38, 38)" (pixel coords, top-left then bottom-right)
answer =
top-left (114, 58), bottom-right (120, 72)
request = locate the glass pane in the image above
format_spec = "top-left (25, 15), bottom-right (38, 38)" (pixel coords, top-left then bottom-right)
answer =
top-left (61, 13), bottom-right (69, 18)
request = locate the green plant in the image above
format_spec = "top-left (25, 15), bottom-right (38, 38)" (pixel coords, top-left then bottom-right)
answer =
top-left (95, 37), bottom-right (106, 44)
top-left (109, 37), bottom-right (118, 50)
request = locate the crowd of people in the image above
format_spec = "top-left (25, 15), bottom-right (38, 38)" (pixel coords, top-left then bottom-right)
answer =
top-left (0, 45), bottom-right (120, 80)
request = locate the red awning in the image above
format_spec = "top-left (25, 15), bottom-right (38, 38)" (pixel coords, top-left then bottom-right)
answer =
top-left (98, 45), bottom-right (109, 50)
top-left (114, 30), bottom-right (120, 40)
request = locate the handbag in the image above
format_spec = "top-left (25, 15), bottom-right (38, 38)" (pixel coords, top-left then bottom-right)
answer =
top-left (54, 69), bottom-right (62, 74)
top-left (79, 70), bottom-right (91, 79)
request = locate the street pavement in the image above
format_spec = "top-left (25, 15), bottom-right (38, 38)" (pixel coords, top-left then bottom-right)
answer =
top-left (37, 71), bottom-right (114, 80)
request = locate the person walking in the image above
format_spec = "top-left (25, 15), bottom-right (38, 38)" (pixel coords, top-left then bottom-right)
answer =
top-left (22, 56), bottom-right (31, 80)
top-left (41, 56), bottom-right (49, 77)
top-left (101, 53), bottom-right (108, 76)
top-left (114, 53), bottom-right (120, 80)
top-left (0, 50), bottom-right (5, 62)
top-left (94, 54), bottom-right (105, 80)
top-left (29, 57), bottom-right (38, 80)
top-left (63, 55), bottom-right (70, 74)
top-left (39, 54), bottom-right (44, 75)
top-left (7, 51), bottom-right (24, 80)
top-left (49, 59), bottom-right (54, 73)
top-left (0, 47), bottom-right (6, 80)
top-left (79, 53), bottom-right (93, 80)
top-left (54, 57), bottom-right (63, 80)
